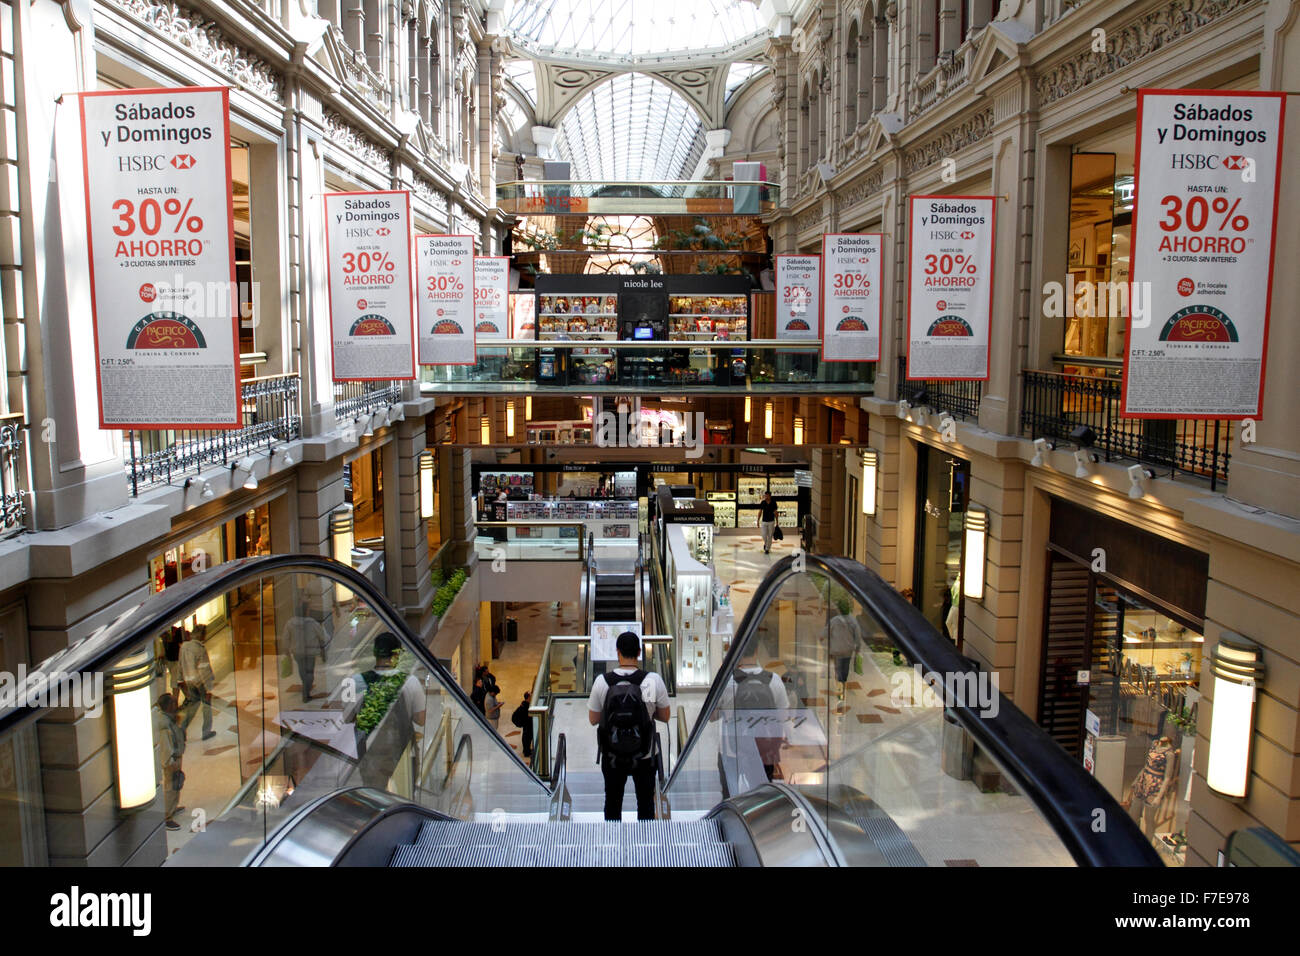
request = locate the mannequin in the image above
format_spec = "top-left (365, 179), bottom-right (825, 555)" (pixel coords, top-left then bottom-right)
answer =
top-left (1126, 735), bottom-right (1176, 836)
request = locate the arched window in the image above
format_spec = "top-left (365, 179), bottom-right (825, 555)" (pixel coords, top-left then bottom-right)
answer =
top-left (872, 8), bottom-right (888, 112)
top-left (859, 8), bottom-right (874, 119)
top-left (844, 21), bottom-right (859, 130)
top-left (809, 71), bottom-right (821, 161)
top-left (363, 0), bottom-right (385, 77)
top-left (799, 81), bottom-right (810, 173)
top-left (916, 0), bottom-right (937, 74)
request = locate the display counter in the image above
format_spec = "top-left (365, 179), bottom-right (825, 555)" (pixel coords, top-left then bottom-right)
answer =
top-left (665, 522), bottom-right (715, 688)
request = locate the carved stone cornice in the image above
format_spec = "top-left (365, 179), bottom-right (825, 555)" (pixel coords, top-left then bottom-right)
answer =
top-left (901, 108), bottom-right (994, 174)
top-left (105, 0), bottom-right (284, 103)
top-left (322, 110), bottom-right (394, 173)
top-left (414, 176), bottom-right (450, 213)
top-left (840, 170), bottom-right (884, 208)
top-left (1035, 0), bottom-right (1255, 108)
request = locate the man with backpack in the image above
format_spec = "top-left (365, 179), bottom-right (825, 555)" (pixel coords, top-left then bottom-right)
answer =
top-left (586, 631), bottom-right (670, 821)
top-left (718, 648), bottom-right (789, 783)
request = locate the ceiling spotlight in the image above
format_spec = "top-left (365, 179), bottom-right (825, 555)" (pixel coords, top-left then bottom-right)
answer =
top-left (1031, 437), bottom-right (1054, 467)
top-left (1127, 464), bottom-right (1156, 499)
top-left (1074, 449), bottom-right (1099, 479)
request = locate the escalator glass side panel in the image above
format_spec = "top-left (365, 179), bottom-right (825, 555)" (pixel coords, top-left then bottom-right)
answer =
top-left (0, 558), bottom-right (548, 867)
top-left (668, 556), bottom-right (1161, 867)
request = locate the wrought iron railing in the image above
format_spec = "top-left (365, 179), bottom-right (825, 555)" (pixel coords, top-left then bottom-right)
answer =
top-left (125, 373), bottom-right (301, 496)
top-left (0, 412), bottom-right (27, 533)
top-left (333, 380), bottom-right (403, 420)
top-left (1020, 369), bottom-right (1231, 489)
top-left (896, 356), bottom-right (983, 420)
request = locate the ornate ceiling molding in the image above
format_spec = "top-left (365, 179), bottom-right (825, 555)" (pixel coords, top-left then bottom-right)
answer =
top-left (1035, 0), bottom-right (1255, 108)
top-left (106, 0), bottom-right (284, 103)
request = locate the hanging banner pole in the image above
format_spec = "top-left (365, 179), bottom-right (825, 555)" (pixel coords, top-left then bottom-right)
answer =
top-left (906, 195), bottom-right (996, 381)
top-left (1124, 89), bottom-right (1285, 419)
top-left (821, 233), bottom-right (884, 362)
top-left (416, 235), bottom-right (476, 365)
top-left (323, 189), bottom-right (416, 381)
top-left (80, 86), bottom-right (241, 428)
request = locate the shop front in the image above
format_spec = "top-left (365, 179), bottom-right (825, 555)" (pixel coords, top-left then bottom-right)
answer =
top-left (1037, 497), bottom-right (1208, 866)
top-left (909, 441), bottom-right (970, 648)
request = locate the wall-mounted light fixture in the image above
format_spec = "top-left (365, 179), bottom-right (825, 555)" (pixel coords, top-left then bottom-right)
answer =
top-left (1206, 633), bottom-right (1265, 800)
top-left (362, 413), bottom-right (375, 438)
top-left (419, 450), bottom-right (436, 520)
top-left (1127, 464), bottom-right (1156, 499)
top-left (328, 505), bottom-right (354, 602)
top-left (1073, 448), bottom-right (1099, 478)
top-left (109, 649), bottom-right (157, 810)
top-left (506, 401), bottom-right (516, 438)
top-left (793, 416), bottom-right (804, 445)
top-left (861, 448), bottom-right (878, 516)
top-left (764, 401), bottom-right (774, 441)
top-left (231, 457), bottom-right (258, 491)
top-left (896, 399), bottom-right (911, 421)
top-left (480, 416), bottom-right (491, 445)
top-left (962, 504), bottom-right (988, 600)
top-left (1031, 437), bottom-right (1054, 467)
top-left (939, 413), bottom-right (956, 441)
top-left (744, 396), bottom-right (752, 424)
top-left (525, 395), bottom-right (532, 421)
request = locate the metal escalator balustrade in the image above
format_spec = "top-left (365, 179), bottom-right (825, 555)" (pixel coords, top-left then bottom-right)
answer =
top-left (0, 554), bottom-right (550, 867)
top-left (666, 554), bottom-right (1163, 867)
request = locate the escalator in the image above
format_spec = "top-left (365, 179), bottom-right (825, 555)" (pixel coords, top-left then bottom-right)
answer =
top-left (0, 552), bottom-right (1160, 867)
top-left (583, 532), bottom-right (644, 628)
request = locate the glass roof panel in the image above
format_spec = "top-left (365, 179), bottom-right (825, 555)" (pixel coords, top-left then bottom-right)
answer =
top-left (507, 0), bottom-right (766, 58)
top-left (553, 72), bottom-right (706, 183)
top-left (504, 59), bottom-right (538, 106)
top-left (725, 62), bottom-right (766, 102)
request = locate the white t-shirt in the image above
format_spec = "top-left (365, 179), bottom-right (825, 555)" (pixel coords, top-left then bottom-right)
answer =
top-left (587, 667), bottom-right (669, 719)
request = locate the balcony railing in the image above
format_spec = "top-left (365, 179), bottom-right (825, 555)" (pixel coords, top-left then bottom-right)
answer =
top-left (1021, 369), bottom-right (1231, 490)
top-left (334, 381), bottom-right (403, 420)
top-left (497, 180), bottom-right (779, 217)
top-left (125, 374), bottom-right (301, 496)
top-left (896, 356), bottom-right (983, 420)
top-left (0, 413), bottom-right (27, 533)
top-left (420, 340), bottom-right (874, 394)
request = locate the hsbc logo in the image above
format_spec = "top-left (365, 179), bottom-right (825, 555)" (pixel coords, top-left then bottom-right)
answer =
top-left (930, 230), bottom-right (960, 240)
top-left (1222, 155), bottom-right (1248, 170)
top-left (960, 231), bottom-right (975, 239)
top-left (171, 154), bottom-right (196, 169)
top-left (1170, 154), bottom-right (1219, 169)
top-left (376, 227), bottom-right (391, 236)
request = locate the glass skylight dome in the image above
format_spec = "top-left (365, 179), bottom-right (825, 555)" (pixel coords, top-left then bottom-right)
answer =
top-left (507, 0), bottom-right (767, 59)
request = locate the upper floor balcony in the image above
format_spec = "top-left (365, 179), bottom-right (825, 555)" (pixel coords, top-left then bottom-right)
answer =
top-left (497, 180), bottom-right (780, 218)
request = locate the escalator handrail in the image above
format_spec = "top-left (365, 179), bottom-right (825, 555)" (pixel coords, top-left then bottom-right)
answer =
top-left (548, 732), bottom-right (570, 821)
top-left (666, 553), bottom-right (1162, 867)
top-left (0, 553), bottom-right (549, 793)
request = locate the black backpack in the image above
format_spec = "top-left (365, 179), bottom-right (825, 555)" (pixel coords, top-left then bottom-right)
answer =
top-left (732, 669), bottom-right (773, 711)
top-left (598, 670), bottom-right (653, 770)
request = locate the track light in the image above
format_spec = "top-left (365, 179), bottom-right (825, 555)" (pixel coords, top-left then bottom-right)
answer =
top-left (896, 399), bottom-right (911, 420)
top-left (913, 405), bottom-right (929, 428)
top-left (1127, 464), bottom-right (1156, 499)
top-left (362, 414), bottom-right (375, 438)
top-left (938, 413), bottom-right (955, 441)
top-left (201, 481), bottom-right (214, 499)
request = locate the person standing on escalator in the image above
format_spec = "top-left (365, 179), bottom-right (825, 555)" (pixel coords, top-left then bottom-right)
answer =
top-left (588, 632), bottom-right (670, 821)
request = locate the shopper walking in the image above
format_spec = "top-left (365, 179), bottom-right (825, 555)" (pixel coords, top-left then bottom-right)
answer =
top-left (587, 631), bottom-right (670, 821)
top-left (284, 600), bottom-right (328, 702)
top-left (179, 625), bottom-right (217, 741)
top-left (758, 492), bottom-right (779, 554)
top-left (156, 693), bottom-right (186, 831)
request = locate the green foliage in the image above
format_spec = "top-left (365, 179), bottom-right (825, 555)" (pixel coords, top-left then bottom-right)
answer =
top-left (356, 671), bottom-right (408, 734)
top-left (432, 567), bottom-right (469, 618)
